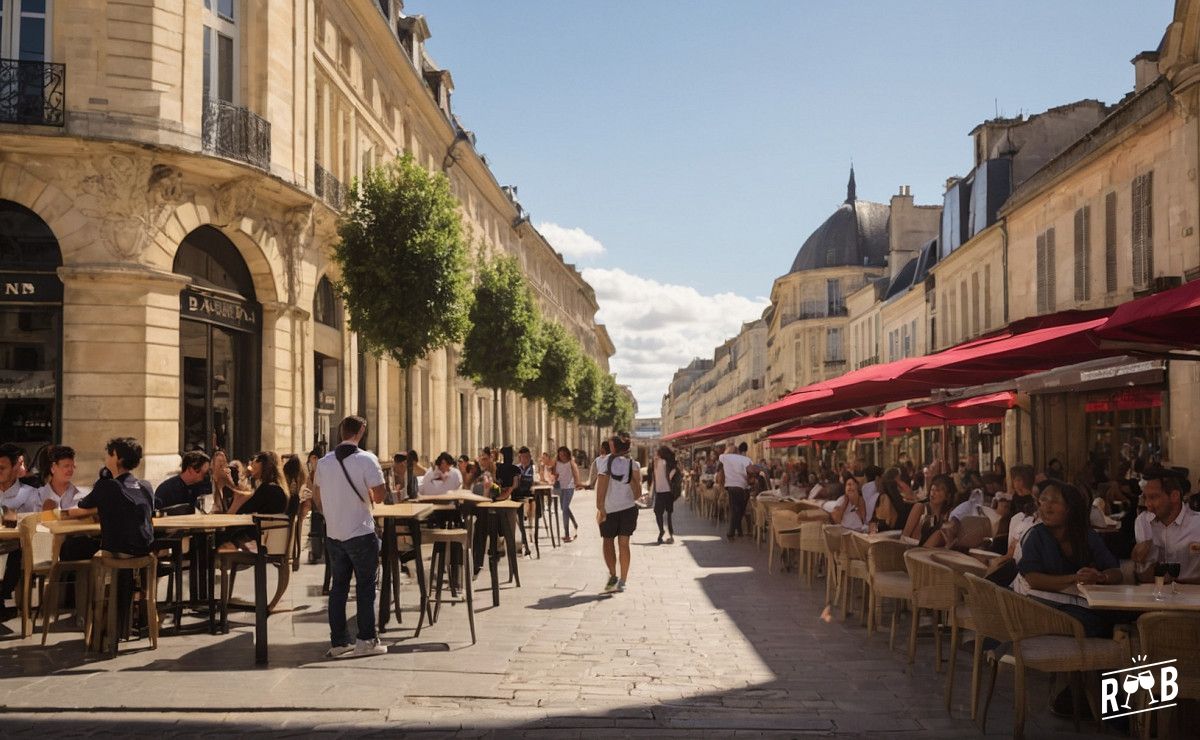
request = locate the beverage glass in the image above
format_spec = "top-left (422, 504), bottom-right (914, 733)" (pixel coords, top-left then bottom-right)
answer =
top-left (1153, 562), bottom-right (1168, 601)
top-left (1167, 562), bottom-right (1181, 596)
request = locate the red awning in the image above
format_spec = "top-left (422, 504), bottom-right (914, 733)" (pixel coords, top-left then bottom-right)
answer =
top-left (670, 280), bottom-right (1199, 446)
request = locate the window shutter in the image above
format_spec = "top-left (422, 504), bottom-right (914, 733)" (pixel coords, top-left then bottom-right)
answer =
top-left (1132, 173), bottom-right (1153, 289)
top-left (1036, 232), bottom-right (1047, 314)
top-left (983, 263), bottom-right (992, 329)
top-left (1074, 206), bottom-right (1090, 302)
top-left (970, 272), bottom-right (981, 336)
top-left (1104, 192), bottom-right (1117, 293)
top-left (1046, 228), bottom-right (1056, 312)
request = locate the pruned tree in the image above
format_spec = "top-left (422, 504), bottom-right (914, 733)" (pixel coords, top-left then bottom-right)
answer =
top-left (524, 318), bottom-right (581, 414)
top-left (333, 153), bottom-right (471, 486)
top-left (458, 252), bottom-right (541, 444)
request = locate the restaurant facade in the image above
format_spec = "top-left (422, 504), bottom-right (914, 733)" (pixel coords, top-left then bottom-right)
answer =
top-left (0, 0), bottom-right (615, 480)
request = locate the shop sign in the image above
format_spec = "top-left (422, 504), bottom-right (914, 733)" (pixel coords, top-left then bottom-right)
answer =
top-left (180, 287), bottom-right (259, 333)
top-left (1084, 389), bottom-right (1162, 413)
top-left (1079, 361), bottom-right (1159, 383)
top-left (0, 272), bottom-right (64, 304)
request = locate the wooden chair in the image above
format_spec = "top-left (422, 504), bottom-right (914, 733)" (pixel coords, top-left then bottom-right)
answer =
top-left (426, 519), bottom-right (477, 645)
top-left (966, 573), bottom-right (1128, 737)
top-left (17, 512), bottom-right (55, 638)
top-left (767, 509), bottom-right (802, 574)
top-left (218, 513), bottom-right (296, 618)
top-left (40, 513), bottom-right (96, 644)
top-left (1136, 612), bottom-right (1200, 739)
top-left (865, 539), bottom-right (912, 647)
top-left (88, 552), bottom-right (159, 654)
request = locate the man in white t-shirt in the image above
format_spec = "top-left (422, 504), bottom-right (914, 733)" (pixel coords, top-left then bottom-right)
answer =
top-left (312, 415), bottom-right (388, 659)
top-left (717, 442), bottom-right (753, 539)
top-left (595, 433), bottom-right (641, 593)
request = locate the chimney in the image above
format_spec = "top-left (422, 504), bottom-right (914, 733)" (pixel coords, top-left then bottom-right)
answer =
top-left (1132, 51), bottom-right (1160, 93)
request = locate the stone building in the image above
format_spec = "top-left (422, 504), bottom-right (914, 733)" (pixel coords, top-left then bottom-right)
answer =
top-left (0, 0), bottom-right (613, 479)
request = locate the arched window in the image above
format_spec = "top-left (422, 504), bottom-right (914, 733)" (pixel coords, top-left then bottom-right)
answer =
top-left (173, 225), bottom-right (256, 298)
top-left (313, 275), bottom-right (341, 328)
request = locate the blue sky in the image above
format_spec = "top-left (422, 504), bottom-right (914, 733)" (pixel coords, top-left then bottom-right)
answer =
top-left (404, 1), bottom-right (1172, 414)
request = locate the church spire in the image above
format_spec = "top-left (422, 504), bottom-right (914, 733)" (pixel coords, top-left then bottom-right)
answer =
top-left (846, 165), bottom-right (857, 203)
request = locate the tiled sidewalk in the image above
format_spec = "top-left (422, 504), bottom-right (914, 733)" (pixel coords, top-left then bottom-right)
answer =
top-left (0, 493), bottom-right (1088, 737)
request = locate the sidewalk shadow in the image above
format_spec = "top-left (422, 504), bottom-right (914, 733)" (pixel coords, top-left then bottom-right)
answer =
top-left (526, 591), bottom-right (613, 610)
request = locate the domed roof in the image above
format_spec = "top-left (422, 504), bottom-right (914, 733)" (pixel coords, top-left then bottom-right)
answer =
top-left (789, 169), bottom-right (891, 273)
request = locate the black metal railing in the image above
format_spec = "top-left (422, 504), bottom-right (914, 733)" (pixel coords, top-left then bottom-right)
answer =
top-left (0, 58), bottom-right (65, 126)
top-left (857, 355), bottom-right (879, 369)
top-left (201, 97), bottom-right (271, 170)
top-left (314, 163), bottom-right (347, 210)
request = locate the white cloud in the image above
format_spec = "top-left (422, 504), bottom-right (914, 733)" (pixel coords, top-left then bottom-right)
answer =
top-left (582, 267), bottom-right (769, 417)
top-left (537, 222), bottom-right (607, 261)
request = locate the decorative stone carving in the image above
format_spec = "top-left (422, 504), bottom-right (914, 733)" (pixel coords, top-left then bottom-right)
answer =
top-left (212, 177), bottom-right (259, 227)
top-left (279, 204), bottom-right (315, 305)
top-left (69, 154), bottom-right (186, 260)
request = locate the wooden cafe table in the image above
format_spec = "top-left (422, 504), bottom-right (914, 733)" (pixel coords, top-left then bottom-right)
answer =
top-left (43, 514), bottom-right (282, 664)
top-left (1077, 583), bottom-right (1200, 612)
top-left (372, 503), bottom-right (434, 635)
top-left (475, 499), bottom-right (523, 607)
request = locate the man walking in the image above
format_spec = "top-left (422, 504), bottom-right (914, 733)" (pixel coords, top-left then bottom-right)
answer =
top-left (595, 432), bottom-right (640, 593)
top-left (718, 441), bottom-right (753, 540)
top-left (313, 415), bottom-right (388, 658)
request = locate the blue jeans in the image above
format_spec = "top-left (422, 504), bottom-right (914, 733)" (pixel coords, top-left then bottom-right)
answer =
top-left (327, 532), bottom-right (380, 646)
top-left (559, 488), bottom-right (575, 537)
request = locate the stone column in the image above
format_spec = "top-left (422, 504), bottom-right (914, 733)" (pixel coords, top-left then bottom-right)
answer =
top-left (261, 301), bottom-right (307, 455)
top-left (59, 265), bottom-right (190, 483)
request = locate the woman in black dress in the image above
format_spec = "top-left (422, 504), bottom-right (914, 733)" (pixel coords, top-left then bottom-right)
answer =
top-left (218, 450), bottom-right (290, 551)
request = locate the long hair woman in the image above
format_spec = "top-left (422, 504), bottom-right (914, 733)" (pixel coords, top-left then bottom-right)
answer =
top-left (219, 451), bottom-right (290, 551)
top-left (553, 446), bottom-right (582, 542)
top-left (902, 473), bottom-right (957, 547)
top-left (652, 446), bottom-right (683, 544)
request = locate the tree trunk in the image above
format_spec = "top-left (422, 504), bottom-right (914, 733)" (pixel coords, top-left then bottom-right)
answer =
top-left (492, 387), bottom-right (500, 447)
top-left (405, 363), bottom-right (416, 498)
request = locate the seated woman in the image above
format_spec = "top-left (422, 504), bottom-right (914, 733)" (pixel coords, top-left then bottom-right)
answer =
top-left (831, 473), bottom-right (870, 532)
top-left (219, 451), bottom-right (290, 552)
top-left (1015, 479), bottom-right (1125, 637)
top-left (868, 478), bottom-right (911, 533)
top-left (901, 473), bottom-right (957, 547)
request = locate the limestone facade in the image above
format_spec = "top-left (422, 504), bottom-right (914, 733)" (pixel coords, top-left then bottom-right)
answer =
top-left (0, 0), bottom-right (613, 480)
top-left (660, 320), bottom-right (766, 443)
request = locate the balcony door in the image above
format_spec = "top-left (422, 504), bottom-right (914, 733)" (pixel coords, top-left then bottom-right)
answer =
top-left (0, 0), bottom-right (60, 126)
top-left (202, 0), bottom-right (238, 104)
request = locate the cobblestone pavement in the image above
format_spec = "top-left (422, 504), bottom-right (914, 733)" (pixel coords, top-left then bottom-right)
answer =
top-left (0, 492), bottom-right (1089, 737)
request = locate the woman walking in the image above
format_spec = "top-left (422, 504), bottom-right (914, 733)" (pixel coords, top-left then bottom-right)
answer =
top-left (652, 446), bottom-right (682, 544)
top-left (553, 446), bottom-right (582, 542)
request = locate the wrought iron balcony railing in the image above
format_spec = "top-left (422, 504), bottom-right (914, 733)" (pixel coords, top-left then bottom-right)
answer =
top-left (0, 58), bottom-right (65, 126)
top-left (314, 163), bottom-right (347, 210)
top-left (201, 97), bottom-right (271, 170)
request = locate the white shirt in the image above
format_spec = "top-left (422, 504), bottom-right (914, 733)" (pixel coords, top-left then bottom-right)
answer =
top-left (418, 466), bottom-right (462, 495)
top-left (0, 479), bottom-right (39, 513)
top-left (807, 483), bottom-right (823, 500)
top-left (833, 495), bottom-right (869, 532)
top-left (950, 491), bottom-right (986, 522)
top-left (1008, 512), bottom-right (1039, 561)
top-left (718, 453), bottom-right (752, 489)
top-left (36, 482), bottom-right (80, 510)
top-left (314, 445), bottom-right (384, 542)
top-left (653, 459), bottom-right (670, 493)
top-left (861, 483), bottom-right (881, 522)
top-left (1135, 506), bottom-right (1200, 583)
top-left (554, 460), bottom-right (576, 490)
top-left (598, 454), bottom-right (640, 514)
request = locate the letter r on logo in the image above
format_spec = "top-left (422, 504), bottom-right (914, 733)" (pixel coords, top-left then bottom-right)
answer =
top-left (1101, 677), bottom-right (1120, 715)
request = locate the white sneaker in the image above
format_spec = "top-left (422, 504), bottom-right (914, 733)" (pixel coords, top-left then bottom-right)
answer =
top-left (353, 638), bottom-right (387, 657)
top-left (325, 644), bottom-right (354, 658)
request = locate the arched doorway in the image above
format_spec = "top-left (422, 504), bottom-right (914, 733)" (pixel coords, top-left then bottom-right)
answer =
top-left (0, 200), bottom-right (63, 460)
top-left (174, 226), bottom-right (261, 459)
top-left (312, 274), bottom-right (342, 453)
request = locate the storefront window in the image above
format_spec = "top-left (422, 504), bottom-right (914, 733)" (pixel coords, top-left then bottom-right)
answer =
top-left (1086, 388), bottom-right (1163, 480)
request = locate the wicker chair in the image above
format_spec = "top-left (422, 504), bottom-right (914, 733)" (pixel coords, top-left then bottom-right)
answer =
top-left (796, 520), bottom-right (827, 587)
top-left (904, 549), bottom-right (957, 673)
top-left (955, 515), bottom-right (993, 550)
top-left (767, 509), bottom-right (802, 574)
top-left (840, 531), bottom-right (871, 623)
top-left (926, 552), bottom-right (984, 714)
top-left (17, 512), bottom-right (55, 638)
top-left (821, 525), bottom-right (846, 608)
top-left (865, 539), bottom-right (913, 648)
top-left (966, 573), bottom-right (1128, 737)
top-left (1135, 611), bottom-right (1200, 739)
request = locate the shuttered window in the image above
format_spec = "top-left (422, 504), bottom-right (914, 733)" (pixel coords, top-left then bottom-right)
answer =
top-left (1073, 205), bottom-right (1091, 302)
top-left (983, 263), bottom-right (992, 329)
top-left (1036, 227), bottom-right (1056, 314)
top-left (970, 272), bottom-right (981, 336)
top-left (1131, 172), bottom-right (1153, 290)
top-left (1104, 192), bottom-right (1117, 293)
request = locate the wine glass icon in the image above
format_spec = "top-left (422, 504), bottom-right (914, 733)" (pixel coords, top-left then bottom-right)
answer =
top-left (1138, 669), bottom-right (1158, 704)
top-left (1122, 673), bottom-right (1141, 709)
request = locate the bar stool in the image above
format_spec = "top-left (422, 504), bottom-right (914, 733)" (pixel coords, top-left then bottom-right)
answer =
top-left (426, 523), bottom-right (476, 644)
top-left (88, 552), bottom-right (159, 654)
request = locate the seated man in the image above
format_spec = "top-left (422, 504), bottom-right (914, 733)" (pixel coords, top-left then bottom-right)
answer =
top-left (1, 442), bottom-right (40, 612)
top-left (418, 452), bottom-right (463, 496)
top-left (1132, 468), bottom-right (1200, 584)
top-left (36, 445), bottom-right (81, 510)
top-left (153, 450), bottom-right (211, 512)
top-left (65, 437), bottom-right (155, 562)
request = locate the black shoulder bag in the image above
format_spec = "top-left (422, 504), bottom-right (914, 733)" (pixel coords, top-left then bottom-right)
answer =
top-left (334, 443), bottom-right (367, 504)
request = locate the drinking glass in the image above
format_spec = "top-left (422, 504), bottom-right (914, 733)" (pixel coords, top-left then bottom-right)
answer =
top-left (1167, 562), bottom-right (1182, 596)
top-left (1122, 673), bottom-right (1141, 709)
top-left (1138, 670), bottom-right (1158, 704)
top-left (0, 505), bottom-right (14, 528)
top-left (1153, 562), bottom-right (1168, 601)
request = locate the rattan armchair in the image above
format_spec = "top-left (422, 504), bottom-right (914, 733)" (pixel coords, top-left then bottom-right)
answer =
top-left (821, 525), bottom-right (846, 608)
top-left (767, 509), bottom-right (802, 574)
top-left (904, 549), bottom-right (957, 673)
top-left (796, 519), bottom-right (827, 587)
top-left (926, 552), bottom-right (982, 714)
top-left (840, 531), bottom-right (871, 623)
top-left (1135, 611), bottom-right (1200, 739)
top-left (966, 573), bottom-right (1128, 738)
top-left (866, 539), bottom-right (913, 648)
